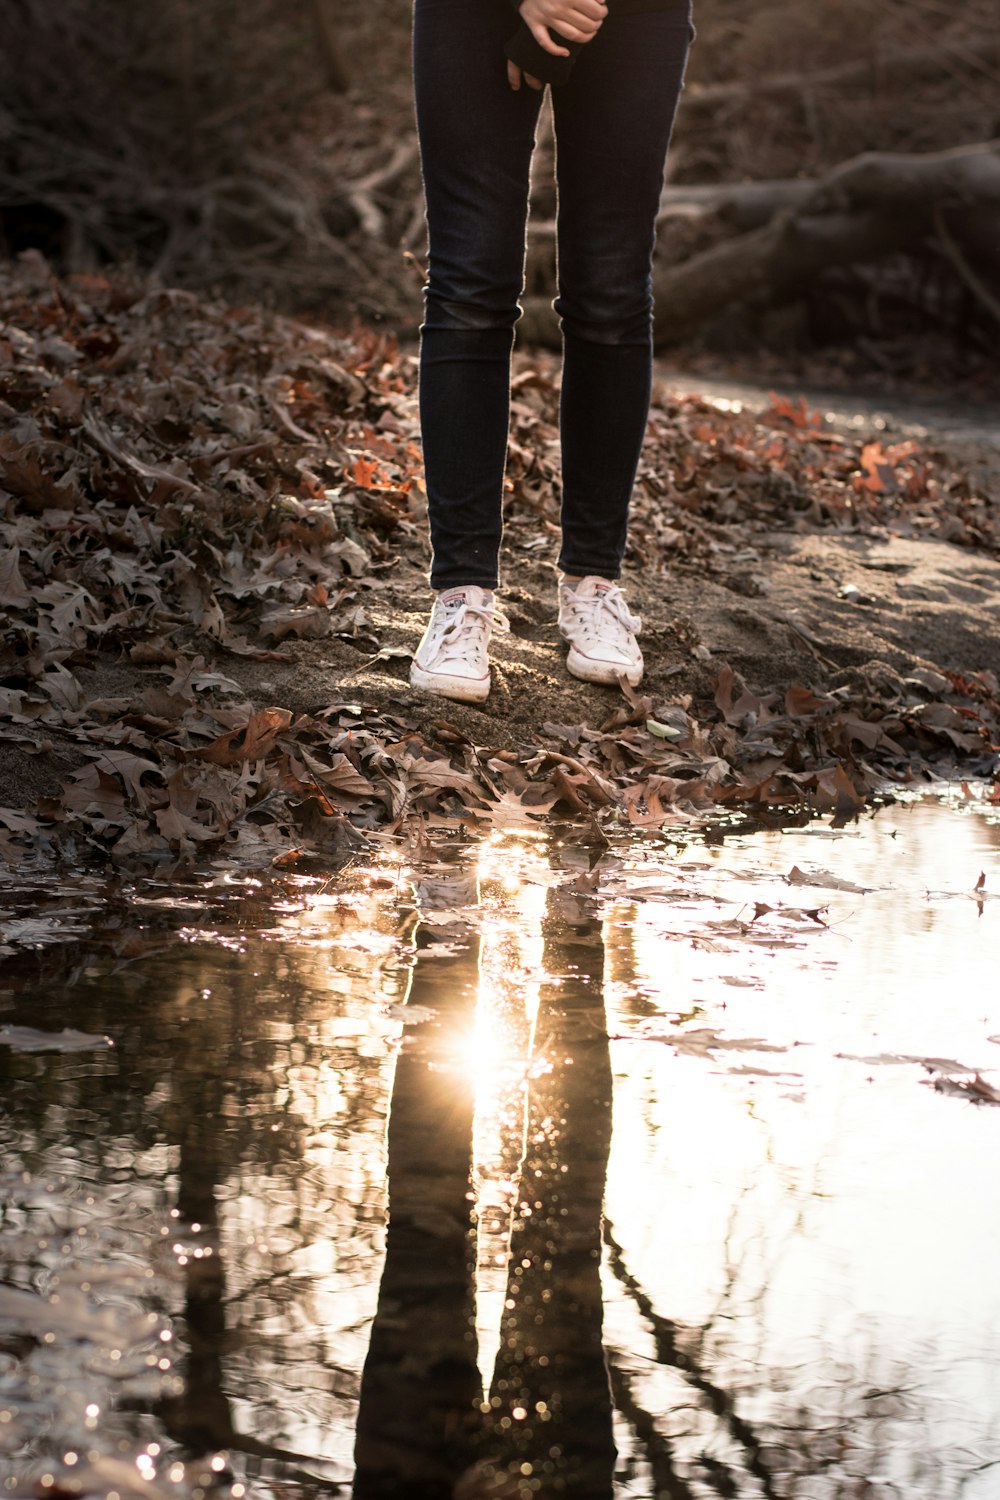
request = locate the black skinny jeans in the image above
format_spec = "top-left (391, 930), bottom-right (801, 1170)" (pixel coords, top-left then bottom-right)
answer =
top-left (413, 0), bottom-right (693, 591)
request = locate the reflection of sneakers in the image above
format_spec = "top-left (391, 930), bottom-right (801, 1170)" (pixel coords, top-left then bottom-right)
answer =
top-left (558, 576), bottom-right (643, 687)
top-left (410, 587), bottom-right (507, 704)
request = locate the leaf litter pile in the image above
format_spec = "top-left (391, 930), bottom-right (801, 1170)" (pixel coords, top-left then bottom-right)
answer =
top-left (1, 254), bottom-right (999, 872)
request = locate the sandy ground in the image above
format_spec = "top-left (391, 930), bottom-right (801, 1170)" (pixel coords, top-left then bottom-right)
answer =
top-left (169, 383), bottom-right (1000, 755)
top-left (234, 525), bottom-right (1000, 754)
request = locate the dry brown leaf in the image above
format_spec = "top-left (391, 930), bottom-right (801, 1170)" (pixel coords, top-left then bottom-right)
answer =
top-left (62, 765), bottom-right (128, 817)
top-left (259, 604), bottom-right (331, 641)
top-left (785, 684), bottom-right (829, 718)
top-left (0, 545), bottom-right (31, 607)
top-left (289, 793), bottom-right (371, 855)
top-left (0, 432), bottom-right (80, 509)
top-left (474, 789), bottom-right (560, 829)
top-left (403, 753), bottom-right (491, 808)
top-left (298, 747), bottom-right (375, 799)
top-left (196, 707), bottom-right (293, 766)
top-left (714, 665), bottom-right (776, 728)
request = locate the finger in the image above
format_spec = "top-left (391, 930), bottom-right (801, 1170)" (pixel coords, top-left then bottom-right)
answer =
top-left (538, 16), bottom-right (598, 43)
top-left (561, 1), bottom-right (606, 32)
top-left (526, 71), bottom-right (544, 90)
top-left (551, 0), bottom-right (607, 33)
top-left (507, 59), bottom-right (522, 90)
top-left (527, 20), bottom-right (570, 55)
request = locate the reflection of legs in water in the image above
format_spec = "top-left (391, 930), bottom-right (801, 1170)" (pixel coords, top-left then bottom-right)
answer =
top-left (353, 868), bottom-right (484, 1499)
top-left (159, 1039), bottom-right (234, 1452)
top-left (483, 895), bottom-right (616, 1499)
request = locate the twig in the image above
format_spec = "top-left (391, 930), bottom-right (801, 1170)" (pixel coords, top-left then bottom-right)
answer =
top-left (81, 414), bottom-right (201, 498)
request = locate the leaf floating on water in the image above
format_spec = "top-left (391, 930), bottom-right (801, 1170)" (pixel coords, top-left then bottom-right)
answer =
top-left (1, 912), bottom-right (97, 948)
top-left (930, 1072), bottom-right (1000, 1105)
top-left (633, 1025), bottom-right (792, 1059)
top-left (749, 899), bottom-right (829, 926)
top-left (838, 1051), bottom-right (982, 1074)
top-left (786, 865), bottom-right (873, 894)
top-left (0, 1025), bottom-right (113, 1053)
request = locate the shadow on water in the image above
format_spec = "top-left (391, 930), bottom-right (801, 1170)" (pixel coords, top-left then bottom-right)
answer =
top-left (2, 798), bottom-right (1000, 1498)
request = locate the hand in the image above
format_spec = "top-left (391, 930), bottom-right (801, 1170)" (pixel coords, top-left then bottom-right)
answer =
top-left (507, 61), bottom-right (545, 91)
top-left (518, 0), bottom-right (607, 56)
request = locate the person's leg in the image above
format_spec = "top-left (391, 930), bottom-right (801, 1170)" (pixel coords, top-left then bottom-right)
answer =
top-left (413, 0), bottom-right (544, 593)
top-left (552, 5), bottom-right (693, 582)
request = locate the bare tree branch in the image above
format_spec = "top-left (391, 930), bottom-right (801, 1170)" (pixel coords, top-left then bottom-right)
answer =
top-left (682, 36), bottom-right (1000, 114)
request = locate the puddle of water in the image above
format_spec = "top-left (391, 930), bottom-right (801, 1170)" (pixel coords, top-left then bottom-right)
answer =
top-left (1, 796), bottom-right (1000, 1498)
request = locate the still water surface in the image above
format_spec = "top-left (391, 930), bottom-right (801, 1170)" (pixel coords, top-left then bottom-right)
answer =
top-left (2, 796), bottom-right (1000, 1499)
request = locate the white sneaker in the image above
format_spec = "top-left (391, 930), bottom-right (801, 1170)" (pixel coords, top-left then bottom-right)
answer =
top-left (558, 576), bottom-right (643, 687)
top-left (410, 586), bottom-right (507, 704)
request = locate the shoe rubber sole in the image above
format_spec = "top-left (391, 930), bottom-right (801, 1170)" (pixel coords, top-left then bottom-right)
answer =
top-left (565, 644), bottom-right (644, 688)
top-left (410, 661), bottom-right (491, 703)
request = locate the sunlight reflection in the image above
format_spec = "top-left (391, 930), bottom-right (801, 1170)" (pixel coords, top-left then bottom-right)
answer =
top-left (471, 858), bottom-right (548, 1392)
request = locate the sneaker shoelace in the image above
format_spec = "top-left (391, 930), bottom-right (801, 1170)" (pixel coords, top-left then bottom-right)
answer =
top-left (427, 594), bottom-right (508, 668)
top-left (563, 583), bottom-right (640, 651)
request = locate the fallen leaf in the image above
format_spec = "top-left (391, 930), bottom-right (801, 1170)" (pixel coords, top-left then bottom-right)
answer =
top-left (0, 545), bottom-right (31, 606)
top-left (0, 1025), bottom-right (113, 1052)
top-left (646, 718), bottom-right (683, 741)
top-left (259, 604), bottom-right (331, 641)
top-left (196, 707), bottom-right (293, 766)
top-left (786, 865), bottom-right (872, 894)
top-left (931, 1073), bottom-right (1000, 1105)
top-left (475, 788), bottom-right (560, 828)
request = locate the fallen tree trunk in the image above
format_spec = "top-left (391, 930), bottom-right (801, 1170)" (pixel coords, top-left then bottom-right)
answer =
top-left (682, 37), bottom-right (1000, 114)
top-left (530, 179), bottom-right (815, 241)
top-left (516, 141), bottom-right (1000, 349)
top-left (655, 179), bottom-right (814, 231)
